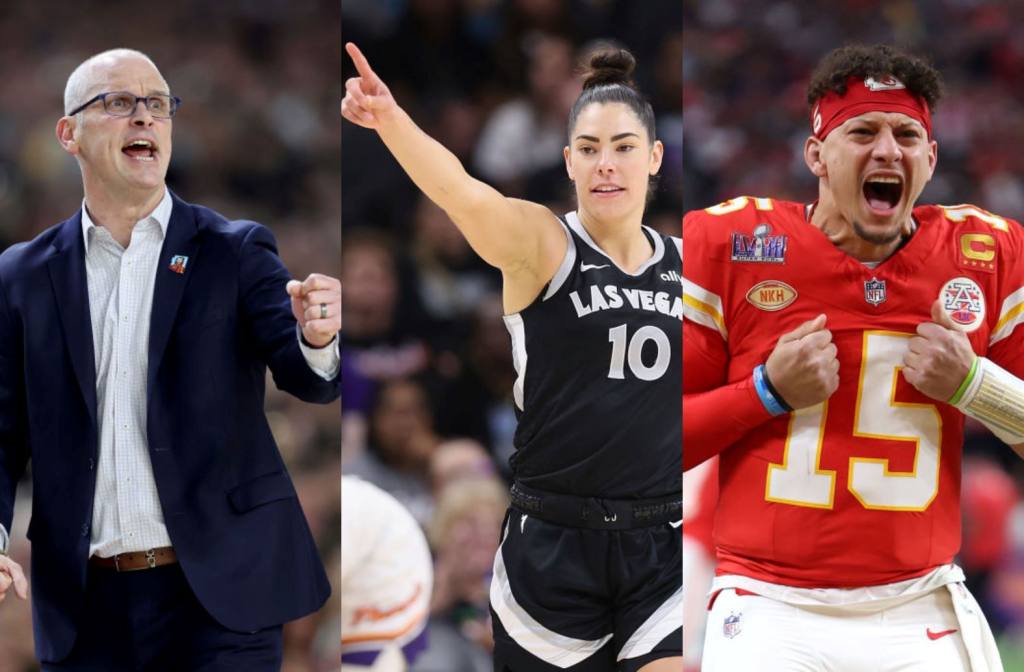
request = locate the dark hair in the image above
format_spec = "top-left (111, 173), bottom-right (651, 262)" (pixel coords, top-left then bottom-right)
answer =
top-left (568, 47), bottom-right (656, 144)
top-left (807, 44), bottom-right (943, 111)
top-left (568, 47), bottom-right (659, 204)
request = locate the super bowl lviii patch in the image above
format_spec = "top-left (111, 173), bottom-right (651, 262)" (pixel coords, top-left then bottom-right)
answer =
top-left (746, 280), bottom-right (797, 311)
top-left (731, 224), bottom-right (786, 263)
top-left (941, 277), bottom-right (985, 333)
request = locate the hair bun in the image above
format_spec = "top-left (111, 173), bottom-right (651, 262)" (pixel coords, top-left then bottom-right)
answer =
top-left (581, 48), bottom-right (636, 90)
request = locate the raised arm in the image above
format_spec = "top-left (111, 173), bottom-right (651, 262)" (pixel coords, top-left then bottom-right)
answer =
top-left (341, 43), bottom-right (564, 298)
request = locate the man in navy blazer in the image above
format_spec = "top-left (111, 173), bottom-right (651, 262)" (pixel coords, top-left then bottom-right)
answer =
top-left (0, 49), bottom-right (341, 670)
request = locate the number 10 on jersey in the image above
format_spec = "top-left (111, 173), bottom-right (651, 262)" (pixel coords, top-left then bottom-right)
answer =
top-left (607, 324), bottom-right (671, 380)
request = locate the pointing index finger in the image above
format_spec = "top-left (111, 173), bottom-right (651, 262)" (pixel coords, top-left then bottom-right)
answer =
top-left (346, 42), bottom-right (379, 86)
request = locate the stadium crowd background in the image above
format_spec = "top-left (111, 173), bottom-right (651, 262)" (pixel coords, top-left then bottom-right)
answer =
top-left (340, 0), bottom-right (681, 668)
top-left (685, 0), bottom-right (1024, 667)
top-left (0, 2), bottom-right (342, 670)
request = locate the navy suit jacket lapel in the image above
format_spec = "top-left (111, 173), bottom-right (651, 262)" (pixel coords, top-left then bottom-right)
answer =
top-left (46, 212), bottom-right (97, 425)
top-left (148, 193), bottom-right (201, 397)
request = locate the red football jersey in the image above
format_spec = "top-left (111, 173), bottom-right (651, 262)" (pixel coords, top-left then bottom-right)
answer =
top-left (683, 197), bottom-right (1024, 587)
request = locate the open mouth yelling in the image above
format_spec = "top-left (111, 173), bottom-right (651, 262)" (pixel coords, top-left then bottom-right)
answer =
top-left (122, 139), bottom-right (157, 162)
top-left (862, 175), bottom-right (903, 215)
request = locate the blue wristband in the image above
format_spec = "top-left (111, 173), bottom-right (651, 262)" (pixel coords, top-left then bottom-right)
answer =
top-left (753, 364), bottom-right (789, 416)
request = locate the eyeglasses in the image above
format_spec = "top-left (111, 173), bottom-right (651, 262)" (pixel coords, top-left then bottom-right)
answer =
top-left (67, 91), bottom-right (182, 119)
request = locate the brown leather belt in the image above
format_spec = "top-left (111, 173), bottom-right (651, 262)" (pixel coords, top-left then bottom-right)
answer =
top-left (89, 547), bottom-right (177, 572)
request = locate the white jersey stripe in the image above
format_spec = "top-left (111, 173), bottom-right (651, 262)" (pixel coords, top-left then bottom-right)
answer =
top-left (504, 313), bottom-right (528, 411)
top-left (565, 211), bottom-right (665, 276)
top-left (617, 584), bottom-right (683, 661)
top-left (683, 278), bottom-right (727, 339)
top-left (543, 221), bottom-right (577, 301)
top-left (490, 527), bottom-right (614, 667)
top-left (991, 285), bottom-right (1024, 345)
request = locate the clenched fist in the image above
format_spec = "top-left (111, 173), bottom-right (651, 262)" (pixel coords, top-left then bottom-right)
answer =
top-left (902, 299), bottom-right (976, 402)
top-left (286, 273), bottom-right (341, 348)
top-left (764, 314), bottom-right (840, 410)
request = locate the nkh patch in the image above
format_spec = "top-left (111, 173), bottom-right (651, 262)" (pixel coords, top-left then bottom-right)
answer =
top-left (940, 276), bottom-right (985, 333)
top-left (731, 223), bottom-right (787, 263)
top-left (723, 611), bottom-right (742, 639)
top-left (746, 280), bottom-right (797, 311)
top-left (864, 277), bottom-right (886, 306)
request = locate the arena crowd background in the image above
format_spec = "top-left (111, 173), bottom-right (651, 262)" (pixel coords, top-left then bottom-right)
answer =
top-left (0, 2), bottom-right (342, 670)
top-left (341, 0), bottom-right (681, 669)
top-left (684, 0), bottom-right (1024, 667)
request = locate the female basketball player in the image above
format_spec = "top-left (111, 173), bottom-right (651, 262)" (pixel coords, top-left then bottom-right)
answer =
top-left (342, 42), bottom-right (681, 672)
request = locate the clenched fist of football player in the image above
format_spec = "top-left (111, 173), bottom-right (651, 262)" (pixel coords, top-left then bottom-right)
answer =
top-left (765, 314), bottom-right (840, 410)
top-left (902, 299), bottom-right (975, 402)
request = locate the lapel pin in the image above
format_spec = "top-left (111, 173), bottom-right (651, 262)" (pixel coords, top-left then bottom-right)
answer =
top-left (169, 255), bottom-right (189, 274)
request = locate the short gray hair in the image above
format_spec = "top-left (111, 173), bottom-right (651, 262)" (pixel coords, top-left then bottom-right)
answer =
top-left (63, 48), bottom-right (164, 116)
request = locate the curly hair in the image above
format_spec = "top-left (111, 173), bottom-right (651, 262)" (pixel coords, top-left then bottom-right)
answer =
top-left (806, 44), bottom-right (943, 111)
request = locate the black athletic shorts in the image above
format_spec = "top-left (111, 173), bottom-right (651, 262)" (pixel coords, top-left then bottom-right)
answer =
top-left (490, 506), bottom-right (682, 672)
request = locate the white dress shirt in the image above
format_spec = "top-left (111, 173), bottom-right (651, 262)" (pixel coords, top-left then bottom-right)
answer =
top-left (76, 189), bottom-right (338, 557)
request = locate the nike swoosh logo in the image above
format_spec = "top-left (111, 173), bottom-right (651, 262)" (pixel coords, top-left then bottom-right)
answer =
top-left (669, 520), bottom-right (683, 529)
top-left (926, 628), bottom-right (958, 640)
top-left (580, 263), bottom-right (609, 272)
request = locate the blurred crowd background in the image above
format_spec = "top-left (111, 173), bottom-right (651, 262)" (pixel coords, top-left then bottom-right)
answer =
top-left (684, 0), bottom-right (1024, 668)
top-left (340, 0), bottom-right (681, 669)
top-left (0, 2), bottom-right (342, 670)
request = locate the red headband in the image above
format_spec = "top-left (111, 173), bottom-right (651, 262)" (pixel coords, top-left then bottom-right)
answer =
top-left (811, 75), bottom-right (932, 140)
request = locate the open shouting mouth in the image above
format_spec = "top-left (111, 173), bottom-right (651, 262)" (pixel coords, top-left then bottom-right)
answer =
top-left (862, 174), bottom-right (903, 214)
top-left (122, 138), bottom-right (158, 162)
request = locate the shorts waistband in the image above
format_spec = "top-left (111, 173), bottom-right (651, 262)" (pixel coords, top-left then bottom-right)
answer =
top-left (510, 482), bottom-right (681, 530)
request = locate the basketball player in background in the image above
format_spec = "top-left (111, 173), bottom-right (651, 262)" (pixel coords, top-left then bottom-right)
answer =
top-left (341, 476), bottom-right (432, 672)
top-left (342, 40), bottom-right (680, 672)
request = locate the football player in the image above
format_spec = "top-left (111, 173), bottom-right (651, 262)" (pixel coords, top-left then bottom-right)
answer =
top-left (684, 44), bottom-right (1018, 671)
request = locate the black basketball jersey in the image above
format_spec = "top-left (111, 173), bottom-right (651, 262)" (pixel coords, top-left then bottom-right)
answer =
top-left (503, 211), bottom-right (682, 499)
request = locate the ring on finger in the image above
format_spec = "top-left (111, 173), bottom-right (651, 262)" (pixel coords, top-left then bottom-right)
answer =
top-left (320, 303), bottom-right (328, 320)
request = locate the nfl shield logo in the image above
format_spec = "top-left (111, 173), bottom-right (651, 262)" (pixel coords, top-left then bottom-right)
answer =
top-left (723, 611), bottom-right (742, 639)
top-left (864, 277), bottom-right (886, 306)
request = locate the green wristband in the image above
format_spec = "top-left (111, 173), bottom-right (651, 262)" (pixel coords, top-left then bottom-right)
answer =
top-left (948, 356), bottom-right (980, 406)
